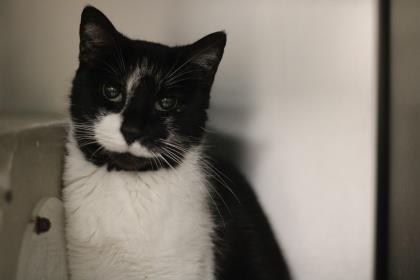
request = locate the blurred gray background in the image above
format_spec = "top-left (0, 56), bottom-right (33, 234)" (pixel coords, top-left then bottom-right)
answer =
top-left (0, 1), bottom-right (377, 279)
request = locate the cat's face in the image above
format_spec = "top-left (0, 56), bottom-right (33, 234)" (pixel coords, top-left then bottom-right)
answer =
top-left (70, 6), bottom-right (226, 171)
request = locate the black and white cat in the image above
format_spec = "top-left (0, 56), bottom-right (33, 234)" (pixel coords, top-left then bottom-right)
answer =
top-left (63, 6), bottom-right (290, 280)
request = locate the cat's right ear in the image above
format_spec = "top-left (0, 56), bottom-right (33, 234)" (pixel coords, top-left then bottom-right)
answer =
top-left (79, 6), bottom-right (118, 63)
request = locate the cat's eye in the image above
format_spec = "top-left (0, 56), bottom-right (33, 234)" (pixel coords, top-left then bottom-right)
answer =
top-left (156, 97), bottom-right (178, 112)
top-left (102, 85), bottom-right (122, 102)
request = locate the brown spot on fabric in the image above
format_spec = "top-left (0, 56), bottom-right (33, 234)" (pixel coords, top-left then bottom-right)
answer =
top-left (34, 216), bottom-right (51, 234)
top-left (4, 190), bottom-right (12, 203)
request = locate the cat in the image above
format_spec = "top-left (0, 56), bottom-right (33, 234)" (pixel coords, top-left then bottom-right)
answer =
top-left (63, 6), bottom-right (290, 280)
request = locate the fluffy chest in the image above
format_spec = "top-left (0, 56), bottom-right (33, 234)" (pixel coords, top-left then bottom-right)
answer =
top-left (63, 145), bottom-right (215, 280)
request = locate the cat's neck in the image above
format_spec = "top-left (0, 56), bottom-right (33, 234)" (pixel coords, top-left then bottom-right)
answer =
top-left (63, 135), bottom-right (205, 188)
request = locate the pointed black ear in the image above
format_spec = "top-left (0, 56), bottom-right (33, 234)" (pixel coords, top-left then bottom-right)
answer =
top-left (79, 6), bottom-right (118, 63)
top-left (188, 31), bottom-right (227, 72)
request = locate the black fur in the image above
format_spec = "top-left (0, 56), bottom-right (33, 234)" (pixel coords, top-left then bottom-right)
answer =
top-left (70, 6), bottom-right (290, 279)
top-left (210, 159), bottom-right (291, 279)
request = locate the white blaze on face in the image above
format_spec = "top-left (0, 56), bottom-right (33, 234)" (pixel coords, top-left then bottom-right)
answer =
top-left (125, 58), bottom-right (156, 109)
top-left (125, 65), bottom-right (141, 108)
top-left (94, 113), bottom-right (154, 158)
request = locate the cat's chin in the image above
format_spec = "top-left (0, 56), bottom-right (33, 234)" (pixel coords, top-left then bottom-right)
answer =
top-left (105, 152), bottom-right (155, 172)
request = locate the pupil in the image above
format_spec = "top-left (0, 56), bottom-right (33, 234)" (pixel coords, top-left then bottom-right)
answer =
top-left (102, 85), bottom-right (121, 102)
top-left (162, 98), bottom-right (174, 108)
top-left (107, 88), bottom-right (117, 97)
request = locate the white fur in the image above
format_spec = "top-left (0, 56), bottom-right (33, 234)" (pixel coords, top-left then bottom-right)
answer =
top-left (94, 113), bottom-right (154, 158)
top-left (63, 137), bottom-right (215, 280)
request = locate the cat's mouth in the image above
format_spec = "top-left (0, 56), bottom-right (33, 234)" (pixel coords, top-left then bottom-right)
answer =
top-left (105, 152), bottom-right (155, 171)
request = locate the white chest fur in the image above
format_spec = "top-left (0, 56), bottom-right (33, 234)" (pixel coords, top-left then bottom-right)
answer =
top-left (63, 142), bottom-right (215, 280)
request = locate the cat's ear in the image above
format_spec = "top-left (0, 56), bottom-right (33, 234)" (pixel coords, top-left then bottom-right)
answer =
top-left (79, 6), bottom-right (118, 63)
top-left (187, 31), bottom-right (227, 73)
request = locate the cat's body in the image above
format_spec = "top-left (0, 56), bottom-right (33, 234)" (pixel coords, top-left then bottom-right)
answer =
top-left (64, 140), bottom-right (214, 280)
top-left (63, 6), bottom-right (290, 280)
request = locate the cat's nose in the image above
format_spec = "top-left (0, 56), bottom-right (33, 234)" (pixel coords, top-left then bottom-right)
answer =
top-left (121, 123), bottom-right (141, 145)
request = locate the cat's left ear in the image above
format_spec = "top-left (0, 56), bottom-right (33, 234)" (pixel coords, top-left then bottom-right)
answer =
top-left (79, 6), bottom-right (118, 63)
top-left (187, 31), bottom-right (227, 73)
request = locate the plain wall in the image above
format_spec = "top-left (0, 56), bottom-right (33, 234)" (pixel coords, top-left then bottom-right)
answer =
top-left (0, 1), bottom-right (377, 279)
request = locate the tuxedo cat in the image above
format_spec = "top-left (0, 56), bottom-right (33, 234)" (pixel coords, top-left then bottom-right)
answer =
top-left (63, 6), bottom-right (290, 280)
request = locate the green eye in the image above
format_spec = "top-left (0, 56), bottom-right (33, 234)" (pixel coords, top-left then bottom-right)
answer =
top-left (102, 85), bottom-right (122, 102)
top-left (156, 97), bottom-right (178, 111)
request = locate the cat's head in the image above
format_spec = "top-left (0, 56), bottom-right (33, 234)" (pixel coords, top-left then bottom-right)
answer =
top-left (70, 6), bottom-right (226, 171)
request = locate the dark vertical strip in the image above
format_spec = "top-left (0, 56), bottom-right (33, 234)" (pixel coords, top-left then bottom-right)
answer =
top-left (375, 0), bottom-right (391, 279)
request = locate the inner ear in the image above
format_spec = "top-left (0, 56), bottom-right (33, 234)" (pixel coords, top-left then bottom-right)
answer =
top-left (191, 47), bottom-right (221, 70)
top-left (188, 31), bottom-right (227, 72)
top-left (82, 23), bottom-right (111, 46)
top-left (79, 6), bottom-right (119, 63)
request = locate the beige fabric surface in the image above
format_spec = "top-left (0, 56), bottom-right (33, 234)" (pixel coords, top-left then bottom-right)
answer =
top-left (0, 116), bottom-right (67, 279)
